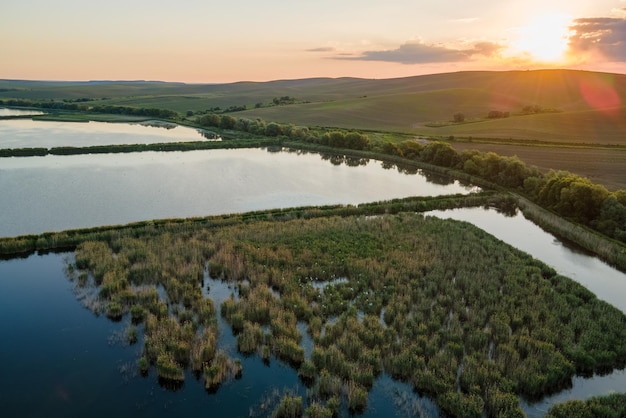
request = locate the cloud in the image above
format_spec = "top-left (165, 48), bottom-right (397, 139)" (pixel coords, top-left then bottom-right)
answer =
top-left (334, 41), bottom-right (503, 64)
top-left (471, 42), bottom-right (503, 57)
top-left (306, 47), bottom-right (336, 52)
top-left (569, 17), bottom-right (626, 61)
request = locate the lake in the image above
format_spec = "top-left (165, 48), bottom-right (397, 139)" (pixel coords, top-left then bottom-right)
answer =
top-left (0, 148), bottom-right (475, 238)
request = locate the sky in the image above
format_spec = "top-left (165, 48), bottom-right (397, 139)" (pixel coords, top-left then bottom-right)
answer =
top-left (2, 0), bottom-right (626, 83)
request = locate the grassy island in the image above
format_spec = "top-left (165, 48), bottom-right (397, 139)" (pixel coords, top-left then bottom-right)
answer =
top-left (63, 208), bottom-right (626, 417)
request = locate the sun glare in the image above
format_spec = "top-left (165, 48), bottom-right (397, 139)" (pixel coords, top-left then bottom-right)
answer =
top-left (510, 14), bottom-right (572, 63)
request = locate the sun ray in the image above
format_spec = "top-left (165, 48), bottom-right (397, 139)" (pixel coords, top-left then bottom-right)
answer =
top-left (507, 14), bottom-right (573, 63)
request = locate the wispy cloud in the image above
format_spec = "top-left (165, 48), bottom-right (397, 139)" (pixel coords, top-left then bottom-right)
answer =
top-left (569, 17), bottom-right (626, 61)
top-left (333, 40), bottom-right (503, 64)
top-left (306, 47), bottom-right (336, 52)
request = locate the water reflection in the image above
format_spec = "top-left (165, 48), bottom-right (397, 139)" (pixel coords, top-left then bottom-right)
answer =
top-left (522, 370), bottom-right (626, 418)
top-left (0, 107), bottom-right (45, 117)
top-left (362, 374), bottom-right (441, 418)
top-left (0, 148), bottom-right (477, 238)
top-left (135, 121), bottom-right (178, 130)
top-left (0, 118), bottom-right (208, 148)
top-left (199, 130), bottom-right (221, 140)
top-left (392, 162), bottom-right (420, 175)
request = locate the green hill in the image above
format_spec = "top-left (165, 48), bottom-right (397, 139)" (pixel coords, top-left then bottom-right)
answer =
top-left (2, 70), bottom-right (626, 190)
top-left (7, 69), bottom-right (623, 145)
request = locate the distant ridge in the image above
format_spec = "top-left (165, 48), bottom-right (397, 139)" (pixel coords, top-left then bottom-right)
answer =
top-left (1, 69), bottom-right (625, 145)
top-left (87, 80), bottom-right (163, 83)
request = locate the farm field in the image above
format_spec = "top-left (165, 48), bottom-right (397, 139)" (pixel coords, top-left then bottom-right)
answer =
top-left (3, 70), bottom-right (626, 144)
top-left (449, 143), bottom-right (626, 191)
top-left (4, 70), bottom-right (625, 195)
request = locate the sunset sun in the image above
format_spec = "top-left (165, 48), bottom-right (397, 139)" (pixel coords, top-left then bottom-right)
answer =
top-left (510, 14), bottom-right (572, 63)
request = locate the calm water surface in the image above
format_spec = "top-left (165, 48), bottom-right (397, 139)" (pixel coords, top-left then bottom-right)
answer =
top-left (0, 108), bottom-right (45, 117)
top-left (0, 148), bottom-right (475, 237)
top-left (0, 118), bottom-right (210, 148)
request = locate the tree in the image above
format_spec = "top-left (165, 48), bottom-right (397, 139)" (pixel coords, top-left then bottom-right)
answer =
top-left (197, 114), bottom-right (221, 127)
top-left (264, 122), bottom-right (283, 137)
top-left (219, 115), bottom-right (236, 129)
top-left (453, 112), bottom-right (465, 122)
top-left (344, 132), bottom-right (369, 150)
top-left (420, 142), bottom-right (460, 167)
top-left (487, 110), bottom-right (510, 119)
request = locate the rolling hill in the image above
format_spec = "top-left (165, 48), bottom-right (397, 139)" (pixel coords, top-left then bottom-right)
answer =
top-left (2, 70), bottom-right (626, 189)
top-left (3, 69), bottom-right (624, 144)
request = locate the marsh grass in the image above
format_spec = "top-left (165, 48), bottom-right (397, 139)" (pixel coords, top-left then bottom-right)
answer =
top-left (304, 402), bottom-right (333, 418)
top-left (156, 352), bottom-right (184, 382)
top-left (237, 322), bottom-right (263, 354)
top-left (204, 352), bottom-right (241, 392)
top-left (270, 393), bottom-right (302, 418)
top-left (126, 325), bottom-right (138, 344)
top-left (61, 207), bottom-right (626, 417)
top-left (345, 380), bottom-right (368, 413)
top-left (297, 360), bottom-right (316, 385)
top-left (138, 356), bottom-right (149, 375)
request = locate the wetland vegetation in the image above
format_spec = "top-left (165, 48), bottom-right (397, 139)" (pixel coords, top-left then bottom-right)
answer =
top-left (63, 211), bottom-right (626, 417)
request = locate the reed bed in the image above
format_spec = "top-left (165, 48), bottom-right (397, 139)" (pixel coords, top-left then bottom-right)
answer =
top-left (61, 207), bottom-right (626, 416)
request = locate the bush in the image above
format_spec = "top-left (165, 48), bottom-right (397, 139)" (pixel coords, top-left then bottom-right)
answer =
top-left (271, 394), bottom-right (302, 418)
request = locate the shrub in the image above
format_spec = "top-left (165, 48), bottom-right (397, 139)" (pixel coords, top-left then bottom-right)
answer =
top-left (271, 394), bottom-right (302, 418)
top-left (156, 353), bottom-right (184, 382)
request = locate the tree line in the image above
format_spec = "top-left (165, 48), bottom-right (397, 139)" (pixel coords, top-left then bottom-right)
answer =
top-left (382, 140), bottom-right (626, 245)
top-left (196, 113), bottom-right (369, 150)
